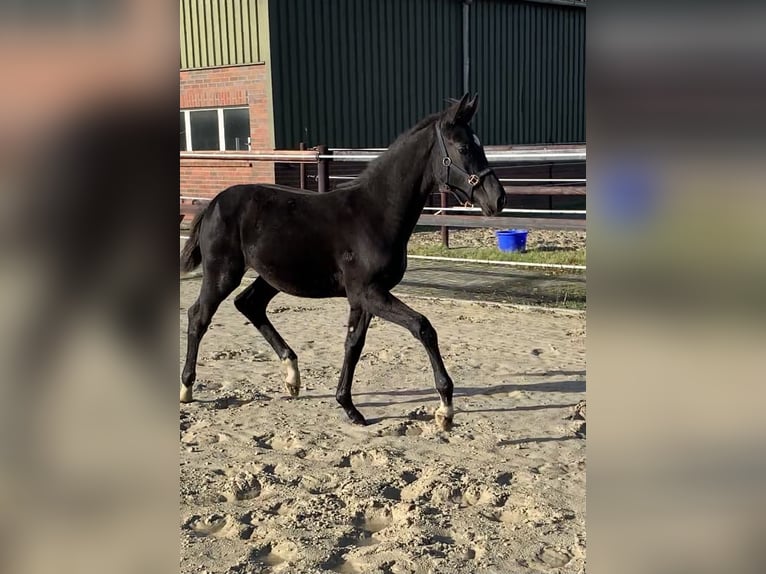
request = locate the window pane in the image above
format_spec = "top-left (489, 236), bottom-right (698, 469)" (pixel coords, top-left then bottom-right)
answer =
top-left (189, 110), bottom-right (219, 150)
top-left (224, 108), bottom-right (250, 150)
top-left (180, 112), bottom-right (186, 151)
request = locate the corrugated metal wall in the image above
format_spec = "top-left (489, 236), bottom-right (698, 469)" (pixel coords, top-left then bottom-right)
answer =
top-left (469, 0), bottom-right (585, 144)
top-left (180, 0), bottom-right (267, 69)
top-left (268, 0), bottom-right (585, 148)
top-left (269, 0), bottom-right (463, 149)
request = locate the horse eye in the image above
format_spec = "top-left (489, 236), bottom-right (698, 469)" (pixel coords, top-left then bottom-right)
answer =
top-left (457, 145), bottom-right (469, 154)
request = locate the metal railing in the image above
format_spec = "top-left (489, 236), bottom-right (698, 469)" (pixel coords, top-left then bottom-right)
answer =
top-left (329, 175), bottom-right (586, 184)
top-left (180, 146), bottom-right (585, 165)
top-left (322, 149), bottom-right (586, 162)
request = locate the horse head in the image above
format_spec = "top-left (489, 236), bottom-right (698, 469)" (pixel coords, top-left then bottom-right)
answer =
top-left (434, 93), bottom-right (506, 216)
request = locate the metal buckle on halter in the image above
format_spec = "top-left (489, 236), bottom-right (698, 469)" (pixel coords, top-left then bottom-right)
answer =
top-left (442, 157), bottom-right (452, 167)
top-left (467, 174), bottom-right (480, 187)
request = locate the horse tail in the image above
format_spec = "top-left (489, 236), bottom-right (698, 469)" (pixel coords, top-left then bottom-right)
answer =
top-left (180, 204), bottom-right (208, 272)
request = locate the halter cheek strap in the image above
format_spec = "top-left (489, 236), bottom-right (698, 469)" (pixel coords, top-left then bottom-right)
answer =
top-left (435, 125), bottom-right (495, 206)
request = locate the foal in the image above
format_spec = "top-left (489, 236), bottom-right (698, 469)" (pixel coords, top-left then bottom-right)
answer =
top-left (180, 94), bottom-right (505, 430)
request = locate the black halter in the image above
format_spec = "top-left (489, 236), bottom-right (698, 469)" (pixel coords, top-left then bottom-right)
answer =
top-left (435, 125), bottom-right (495, 206)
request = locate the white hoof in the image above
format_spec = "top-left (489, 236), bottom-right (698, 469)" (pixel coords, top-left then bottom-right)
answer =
top-left (180, 385), bottom-right (193, 403)
top-left (283, 358), bottom-right (301, 398)
top-left (435, 404), bottom-right (454, 431)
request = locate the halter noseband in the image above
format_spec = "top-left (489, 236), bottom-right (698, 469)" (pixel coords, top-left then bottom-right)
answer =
top-left (435, 125), bottom-right (495, 206)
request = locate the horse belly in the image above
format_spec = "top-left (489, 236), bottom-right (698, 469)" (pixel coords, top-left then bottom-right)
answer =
top-left (248, 247), bottom-right (344, 298)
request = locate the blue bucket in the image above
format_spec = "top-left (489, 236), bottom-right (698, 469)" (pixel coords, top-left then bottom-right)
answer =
top-left (495, 229), bottom-right (528, 252)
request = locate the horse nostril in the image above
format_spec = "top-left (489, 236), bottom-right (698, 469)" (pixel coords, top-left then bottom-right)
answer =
top-left (497, 194), bottom-right (506, 212)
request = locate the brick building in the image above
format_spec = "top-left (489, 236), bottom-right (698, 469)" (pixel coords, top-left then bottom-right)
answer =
top-left (180, 0), bottom-right (274, 199)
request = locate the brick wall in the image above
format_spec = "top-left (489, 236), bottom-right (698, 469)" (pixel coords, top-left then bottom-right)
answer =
top-left (180, 63), bottom-right (274, 201)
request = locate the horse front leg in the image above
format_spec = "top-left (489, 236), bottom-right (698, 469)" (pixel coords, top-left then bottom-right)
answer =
top-left (364, 289), bottom-right (454, 430)
top-left (336, 305), bottom-right (372, 425)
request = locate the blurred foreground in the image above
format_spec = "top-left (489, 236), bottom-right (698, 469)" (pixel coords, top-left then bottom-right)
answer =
top-left (589, 3), bottom-right (766, 574)
top-left (0, 3), bottom-right (178, 573)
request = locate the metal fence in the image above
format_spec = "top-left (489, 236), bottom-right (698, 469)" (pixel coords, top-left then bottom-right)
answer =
top-left (180, 144), bottom-right (586, 232)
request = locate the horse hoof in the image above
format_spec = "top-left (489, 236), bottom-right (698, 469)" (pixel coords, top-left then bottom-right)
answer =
top-left (435, 413), bottom-right (453, 431)
top-left (180, 385), bottom-right (193, 403)
top-left (435, 404), bottom-right (454, 431)
top-left (282, 358), bottom-right (301, 398)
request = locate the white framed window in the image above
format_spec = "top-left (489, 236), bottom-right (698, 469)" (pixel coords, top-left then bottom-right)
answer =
top-left (180, 107), bottom-right (251, 151)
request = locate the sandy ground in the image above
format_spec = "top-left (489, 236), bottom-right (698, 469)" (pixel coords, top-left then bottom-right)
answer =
top-left (180, 277), bottom-right (586, 574)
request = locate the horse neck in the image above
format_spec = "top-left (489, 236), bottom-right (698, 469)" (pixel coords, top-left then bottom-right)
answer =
top-left (361, 125), bottom-right (436, 245)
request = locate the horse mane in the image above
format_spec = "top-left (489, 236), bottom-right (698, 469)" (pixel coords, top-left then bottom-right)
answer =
top-left (341, 111), bottom-right (442, 188)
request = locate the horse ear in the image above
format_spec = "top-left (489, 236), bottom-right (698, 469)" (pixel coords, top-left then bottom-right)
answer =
top-left (460, 93), bottom-right (479, 124)
top-left (444, 93), bottom-right (471, 124)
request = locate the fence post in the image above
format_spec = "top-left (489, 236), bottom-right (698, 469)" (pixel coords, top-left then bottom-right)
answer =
top-left (317, 144), bottom-right (330, 193)
top-left (299, 142), bottom-right (306, 189)
top-left (440, 184), bottom-right (450, 248)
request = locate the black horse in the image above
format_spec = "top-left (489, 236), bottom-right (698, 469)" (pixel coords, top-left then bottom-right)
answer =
top-left (180, 94), bottom-right (505, 430)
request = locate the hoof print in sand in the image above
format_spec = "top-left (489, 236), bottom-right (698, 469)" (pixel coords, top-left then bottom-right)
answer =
top-left (537, 546), bottom-right (572, 568)
top-left (230, 471), bottom-right (261, 500)
top-left (336, 449), bottom-right (390, 468)
top-left (182, 514), bottom-right (251, 540)
top-left (251, 541), bottom-right (299, 568)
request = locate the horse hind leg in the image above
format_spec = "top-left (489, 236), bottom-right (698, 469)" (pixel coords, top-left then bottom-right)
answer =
top-left (336, 305), bottom-right (373, 425)
top-left (363, 289), bottom-right (455, 430)
top-left (234, 277), bottom-right (301, 398)
top-left (181, 260), bottom-right (244, 403)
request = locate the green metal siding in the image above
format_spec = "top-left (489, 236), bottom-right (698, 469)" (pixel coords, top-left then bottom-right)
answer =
top-left (469, 0), bottom-right (584, 144)
top-left (269, 0), bottom-right (585, 148)
top-left (180, 0), bottom-right (267, 69)
top-left (269, 0), bottom-right (463, 149)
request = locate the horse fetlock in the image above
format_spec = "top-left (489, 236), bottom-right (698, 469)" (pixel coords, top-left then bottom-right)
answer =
top-left (282, 358), bottom-right (301, 397)
top-left (435, 403), bottom-right (454, 431)
top-left (180, 384), bottom-right (193, 403)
